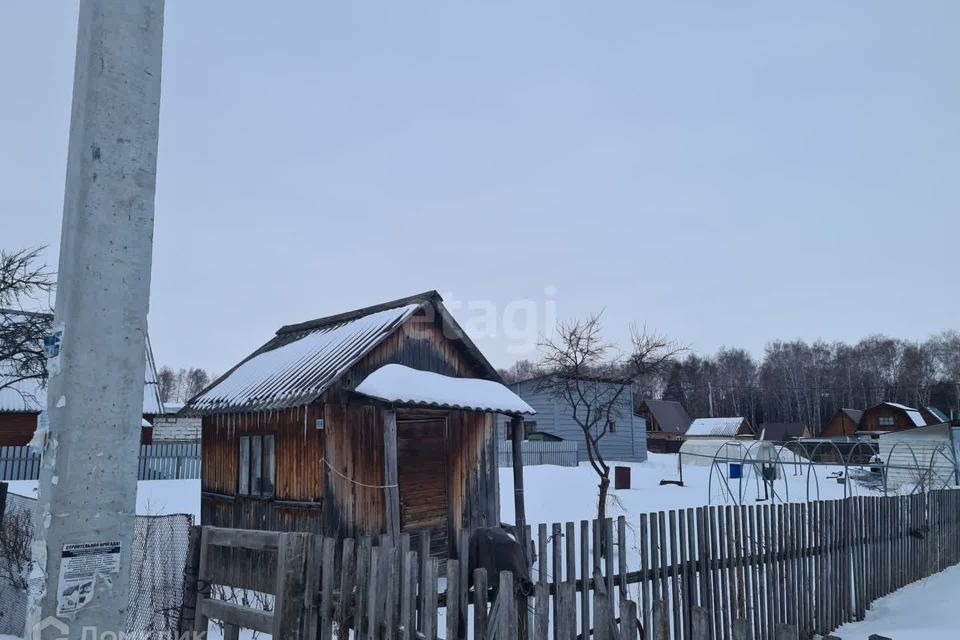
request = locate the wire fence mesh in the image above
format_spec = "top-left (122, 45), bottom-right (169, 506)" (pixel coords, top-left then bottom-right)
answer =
top-left (0, 484), bottom-right (193, 637)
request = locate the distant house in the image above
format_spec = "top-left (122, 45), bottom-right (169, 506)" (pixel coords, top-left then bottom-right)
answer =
top-left (821, 408), bottom-right (863, 438)
top-left (0, 330), bottom-right (163, 446)
top-left (151, 401), bottom-right (201, 442)
top-left (685, 417), bottom-right (753, 438)
top-left (859, 402), bottom-right (929, 434)
top-left (756, 422), bottom-right (810, 442)
top-left (499, 375), bottom-right (647, 463)
top-left (921, 406), bottom-right (950, 425)
top-left (637, 399), bottom-right (691, 453)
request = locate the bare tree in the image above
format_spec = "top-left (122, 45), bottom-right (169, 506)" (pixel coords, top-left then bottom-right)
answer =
top-left (0, 248), bottom-right (55, 399)
top-left (157, 366), bottom-right (176, 403)
top-left (538, 314), bottom-right (680, 523)
top-left (183, 368), bottom-right (211, 400)
top-left (498, 359), bottom-right (541, 384)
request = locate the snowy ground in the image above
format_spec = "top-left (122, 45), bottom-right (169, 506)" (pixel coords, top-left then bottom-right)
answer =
top-left (3, 454), bottom-right (949, 640)
top-left (831, 563), bottom-right (960, 639)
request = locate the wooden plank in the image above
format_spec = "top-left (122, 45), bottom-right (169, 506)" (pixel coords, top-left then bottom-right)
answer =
top-left (223, 623), bottom-right (240, 640)
top-left (423, 559), bottom-right (439, 640)
top-left (368, 546), bottom-right (383, 640)
top-left (652, 599), bottom-right (669, 640)
top-left (639, 513), bottom-right (651, 640)
top-left (539, 524), bottom-right (549, 584)
top-left (419, 531), bottom-right (431, 633)
top-left (384, 544), bottom-right (400, 640)
top-left (656, 511), bottom-right (670, 632)
top-left (734, 505), bottom-right (747, 629)
top-left (459, 529), bottom-right (471, 627)
top-left (338, 538), bottom-right (358, 640)
top-left (605, 518), bottom-right (616, 606)
top-left (200, 599), bottom-right (273, 634)
top-left (384, 409), bottom-right (401, 543)
top-left (731, 618), bottom-right (750, 640)
top-left (678, 509), bottom-right (691, 640)
top-left (301, 536), bottom-right (322, 640)
top-left (691, 606), bottom-right (710, 640)
top-left (355, 537), bottom-right (372, 640)
top-left (747, 505), bottom-right (761, 640)
top-left (762, 504), bottom-right (774, 638)
top-left (553, 522), bottom-right (563, 640)
top-left (204, 526), bottom-right (280, 551)
top-left (319, 537), bottom-right (337, 640)
top-left (474, 569), bottom-right (490, 640)
top-left (668, 511), bottom-right (682, 640)
top-left (620, 599), bottom-right (638, 640)
top-left (274, 532), bottom-right (309, 640)
top-left (594, 576), bottom-right (610, 640)
top-left (566, 521), bottom-right (577, 586)
top-left (718, 505), bottom-right (730, 640)
top-left (401, 550), bottom-right (417, 640)
top-left (708, 507), bottom-right (723, 640)
top-left (499, 571), bottom-right (518, 640)
top-left (581, 519), bottom-right (591, 640)
top-left (533, 582), bottom-right (549, 640)
top-left (446, 559), bottom-right (461, 640)
top-left (685, 507), bottom-right (699, 637)
top-left (618, 516), bottom-right (628, 600)
top-left (559, 582), bottom-right (577, 640)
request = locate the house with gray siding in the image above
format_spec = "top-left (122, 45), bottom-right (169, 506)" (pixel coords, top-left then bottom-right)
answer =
top-left (498, 375), bottom-right (647, 463)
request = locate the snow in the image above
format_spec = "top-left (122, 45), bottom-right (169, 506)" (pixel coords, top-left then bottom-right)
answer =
top-left (884, 403), bottom-right (928, 427)
top-left (686, 417), bottom-right (748, 437)
top-left (355, 364), bottom-right (535, 415)
top-left (832, 564), bottom-right (960, 639)
top-left (5, 479), bottom-right (201, 519)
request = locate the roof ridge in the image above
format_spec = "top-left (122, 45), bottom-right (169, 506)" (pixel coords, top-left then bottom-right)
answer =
top-left (276, 290), bottom-right (441, 335)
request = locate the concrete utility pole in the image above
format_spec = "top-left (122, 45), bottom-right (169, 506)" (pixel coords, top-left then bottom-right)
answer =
top-left (31, 1), bottom-right (164, 637)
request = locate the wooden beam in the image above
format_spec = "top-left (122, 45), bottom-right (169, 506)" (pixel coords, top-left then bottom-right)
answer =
top-left (200, 599), bottom-right (274, 634)
top-left (384, 408), bottom-right (401, 542)
top-left (510, 415), bottom-right (527, 556)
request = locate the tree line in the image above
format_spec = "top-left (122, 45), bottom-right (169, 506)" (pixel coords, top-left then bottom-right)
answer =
top-left (157, 366), bottom-right (212, 404)
top-left (502, 332), bottom-right (960, 433)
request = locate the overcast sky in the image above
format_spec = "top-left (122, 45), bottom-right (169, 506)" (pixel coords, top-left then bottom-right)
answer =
top-left (2, 1), bottom-right (958, 374)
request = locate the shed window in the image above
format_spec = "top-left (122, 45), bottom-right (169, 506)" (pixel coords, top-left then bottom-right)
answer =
top-left (879, 416), bottom-right (895, 427)
top-left (608, 419), bottom-right (617, 433)
top-left (239, 434), bottom-right (276, 497)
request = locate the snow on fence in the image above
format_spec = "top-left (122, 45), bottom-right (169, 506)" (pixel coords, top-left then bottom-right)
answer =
top-left (498, 439), bottom-right (579, 467)
top-left (182, 489), bottom-right (960, 640)
top-left (0, 442), bottom-right (201, 481)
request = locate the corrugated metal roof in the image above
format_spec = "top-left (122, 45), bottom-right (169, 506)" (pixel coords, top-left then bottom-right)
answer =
top-left (187, 304), bottom-right (421, 414)
top-left (686, 417), bottom-right (749, 437)
top-left (355, 364), bottom-right (535, 415)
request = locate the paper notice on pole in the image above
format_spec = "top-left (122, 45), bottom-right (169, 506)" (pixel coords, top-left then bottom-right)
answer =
top-left (55, 541), bottom-right (121, 616)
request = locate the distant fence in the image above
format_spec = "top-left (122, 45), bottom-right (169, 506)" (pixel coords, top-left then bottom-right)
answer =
top-left (0, 442), bottom-right (201, 482)
top-left (498, 440), bottom-right (579, 467)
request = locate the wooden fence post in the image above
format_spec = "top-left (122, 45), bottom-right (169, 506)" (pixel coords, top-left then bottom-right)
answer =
top-left (691, 606), bottom-right (710, 640)
top-left (192, 527), bottom-right (212, 634)
top-left (274, 532), bottom-right (310, 639)
top-left (498, 571), bottom-right (518, 640)
top-left (652, 599), bottom-right (669, 640)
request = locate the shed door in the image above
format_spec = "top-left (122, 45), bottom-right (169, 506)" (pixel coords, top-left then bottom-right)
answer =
top-left (397, 419), bottom-right (448, 557)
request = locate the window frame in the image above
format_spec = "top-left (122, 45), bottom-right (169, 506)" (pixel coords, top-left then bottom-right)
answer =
top-left (238, 433), bottom-right (277, 498)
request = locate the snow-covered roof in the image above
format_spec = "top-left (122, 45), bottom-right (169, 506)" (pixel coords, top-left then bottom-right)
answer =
top-left (0, 378), bottom-right (46, 412)
top-left (1, 332), bottom-right (162, 415)
top-left (883, 403), bottom-right (926, 427)
top-left (355, 364), bottom-right (534, 415)
top-left (686, 417), bottom-right (750, 437)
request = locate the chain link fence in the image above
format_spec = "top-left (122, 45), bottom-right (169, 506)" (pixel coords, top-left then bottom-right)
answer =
top-left (0, 484), bottom-right (193, 637)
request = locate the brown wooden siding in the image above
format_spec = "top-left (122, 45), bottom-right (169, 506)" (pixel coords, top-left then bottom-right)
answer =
top-left (322, 402), bottom-right (387, 539)
top-left (860, 405), bottom-right (919, 432)
top-left (347, 312), bottom-right (490, 388)
top-left (0, 413), bottom-right (40, 446)
top-left (445, 410), bottom-right (499, 537)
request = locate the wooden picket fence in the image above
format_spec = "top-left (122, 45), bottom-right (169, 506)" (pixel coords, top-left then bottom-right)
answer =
top-left (179, 489), bottom-right (960, 640)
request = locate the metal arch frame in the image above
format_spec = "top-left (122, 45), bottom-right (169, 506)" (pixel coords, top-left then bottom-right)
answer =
top-left (802, 440), bottom-right (849, 502)
top-left (882, 441), bottom-right (926, 495)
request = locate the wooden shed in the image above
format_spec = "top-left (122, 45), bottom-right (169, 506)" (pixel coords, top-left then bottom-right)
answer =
top-left (184, 291), bottom-right (533, 558)
top-left (859, 402), bottom-right (928, 433)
